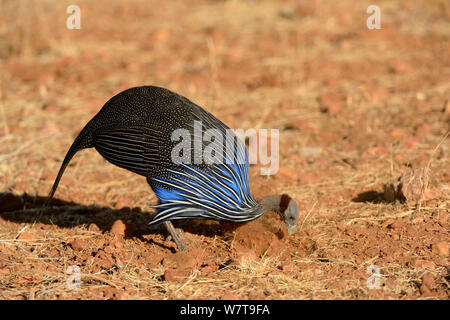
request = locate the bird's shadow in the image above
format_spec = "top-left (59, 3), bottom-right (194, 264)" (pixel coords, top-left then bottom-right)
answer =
top-left (351, 190), bottom-right (386, 204)
top-left (0, 192), bottom-right (227, 247)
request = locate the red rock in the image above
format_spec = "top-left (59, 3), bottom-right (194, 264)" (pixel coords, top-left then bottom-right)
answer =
top-left (164, 268), bottom-right (191, 282)
top-left (420, 272), bottom-right (434, 294)
top-left (17, 232), bottom-right (35, 243)
top-left (400, 167), bottom-right (440, 207)
top-left (117, 292), bottom-right (131, 300)
top-left (201, 265), bottom-right (218, 275)
top-left (70, 239), bottom-right (87, 251)
top-left (414, 259), bottom-right (435, 270)
top-left (235, 247), bottom-right (258, 262)
top-left (0, 268), bottom-right (11, 275)
top-left (281, 262), bottom-right (295, 272)
top-left (104, 288), bottom-right (116, 299)
top-left (221, 293), bottom-right (237, 300)
top-left (382, 219), bottom-right (395, 228)
top-left (319, 92), bottom-right (345, 115)
top-left (390, 219), bottom-right (403, 230)
top-left (433, 242), bottom-right (448, 256)
top-left (385, 167), bottom-right (441, 207)
top-left (111, 238), bottom-right (123, 250)
top-left (436, 210), bottom-right (447, 226)
top-left (104, 245), bottom-right (114, 254)
top-left (111, 220), bottom-right (126, 236)
top-left (88, 223), bottom-right (100, 232)
top-left (162, 252), bottom-right (197, 269)
top-left (96, 239), bottom-right (105, 248)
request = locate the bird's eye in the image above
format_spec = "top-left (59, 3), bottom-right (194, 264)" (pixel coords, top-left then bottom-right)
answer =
top-left (289, 216), bottom-right (294, 220)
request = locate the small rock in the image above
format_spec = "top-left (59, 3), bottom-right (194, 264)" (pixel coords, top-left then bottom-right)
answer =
top-left (414, 259), bottom-right (435, 270)
top-left (390, 219), bottom-right (403, 230)
top-left (281, 262), bottom-right (295, 272)
top-left (221, 293), bottom-right (237, 300)
top-left (88, 223), bottom-right (100, 232)
top-left (411, 217), bottom-right (424, 224)
top-left (104, 245), bottom-right (114, 254)
top-left (436, 210), bottom-right (447, 226)
top-left (248, 290), bottom-right (265, 300)
top-left (164, 268), bottom-right (191, 282)
top-left (96, 239), bottom-right (105, 248)
top-left (384, 167), bottom-right (441, 207)
top-left (103, 288), bottom-right (116, 299)
top-left (433, 242), bottom-right (448, 256)
top-left (111, 220), bottom-right (126, 236)
top-left (163, 252), bottom-right (197, 269)
top-left (70, 239), bottom-right (87, 251)
top-left (201, 265), bottom-right (218, 275)
top-left (234, 245), bottom-right (258, 263)
top-left (0, 268), bottom-right (11, 275)
top-left (117, 292), bottom-right (131, 300)
top-left (382, 219), bottom-right (395, 228)
top-left (17, 232), bottom-right (35, 243)
top-left (111, 238), bottom-right (123, 250)
top-left (420, 272), bottom-right (434, 294)
top-left (319, 92), bottom-right (345, 115)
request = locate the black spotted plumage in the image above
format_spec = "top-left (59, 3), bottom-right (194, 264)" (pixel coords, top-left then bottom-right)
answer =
top-left (45, 86), bottom-right (299, 251)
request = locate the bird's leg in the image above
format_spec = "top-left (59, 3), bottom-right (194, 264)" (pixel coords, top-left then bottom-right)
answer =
top-left (164, 221), bottom-right (186, 251)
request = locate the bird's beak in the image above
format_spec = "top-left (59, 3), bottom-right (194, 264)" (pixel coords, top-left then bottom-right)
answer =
top-left (287, 224), bottom-right (296, 235)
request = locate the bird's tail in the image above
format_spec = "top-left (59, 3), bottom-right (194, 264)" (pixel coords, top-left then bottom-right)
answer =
top-left (44, 123), bottom-right (94, 207)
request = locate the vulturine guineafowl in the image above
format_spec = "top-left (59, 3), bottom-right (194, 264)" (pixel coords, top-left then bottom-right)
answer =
top-left (45, 86), bottom-right (299, 251)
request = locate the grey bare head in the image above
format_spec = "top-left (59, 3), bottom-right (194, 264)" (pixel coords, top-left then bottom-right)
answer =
top-left (259, 194), bottom-right (299, 235)
top-left (279, 194), bottom-right (299, 235)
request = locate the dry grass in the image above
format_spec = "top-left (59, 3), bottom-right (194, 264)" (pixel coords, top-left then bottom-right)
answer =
top-left (0, 0), bottom-right (449, 300)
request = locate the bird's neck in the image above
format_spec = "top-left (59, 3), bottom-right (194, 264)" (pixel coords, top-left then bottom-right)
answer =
top-left (258, 195), bottom-right (282, 215)
top-left (257, 194), bottom-right (291, 216)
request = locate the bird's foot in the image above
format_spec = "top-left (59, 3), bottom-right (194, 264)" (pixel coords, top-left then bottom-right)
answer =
top-left (164, 222), bottom-right (202, 251)
top-left (163, 221), bottom-right (187, 251)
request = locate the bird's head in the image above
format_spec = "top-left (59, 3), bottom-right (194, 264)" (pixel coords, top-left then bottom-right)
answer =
top-left (278, 194), bottom-right (299, 235)
top-left (259, 194), bottom-right (299, 235)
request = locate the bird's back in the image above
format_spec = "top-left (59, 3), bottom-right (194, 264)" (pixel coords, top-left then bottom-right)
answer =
top-left (89, 86), bottom-right (226, 174)
top-left (88, 86), bottom-right (260, 224)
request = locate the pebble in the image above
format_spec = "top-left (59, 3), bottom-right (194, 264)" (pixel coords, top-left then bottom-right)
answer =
top-left (433, 242), bottom-right (448, 256)
top-left (162, 252), bottom-right (197, 269)
top-left (281, 262), bottom-right (295, 272)
top-left (88, 223), bottom-right (100, 232)
top-left (17, 232), bottom-right (35, 243)
top-left (319, 92), bottom-right (344, 115)
top-left (111, 220), bottom-right (126, 236)
top-left (164, 268), bottom-right (191, 282)
top-left (221, 293), bottom-right (237, 300)
top-left (70, 239), bottom-right (87, 251)
top-left (420, 272), bottom-right (434, 294)
top-left (414, 259), bottom-right (435, 270)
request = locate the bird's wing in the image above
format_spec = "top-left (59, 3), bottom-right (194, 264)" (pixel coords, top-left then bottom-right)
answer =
top-left (92, 125), bottom-right (164, 176)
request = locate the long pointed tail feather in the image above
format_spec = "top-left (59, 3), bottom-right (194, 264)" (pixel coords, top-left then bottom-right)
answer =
top-left (44, 125), bottom-right (93, 207)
